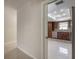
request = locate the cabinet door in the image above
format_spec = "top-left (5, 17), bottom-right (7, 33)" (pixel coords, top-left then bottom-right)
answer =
top-left (57, 32), bottom-right (70, 40)
top-left (48, 22), bottom-right (52, 38)
top-left (52, 22), bottom-right (55, 31)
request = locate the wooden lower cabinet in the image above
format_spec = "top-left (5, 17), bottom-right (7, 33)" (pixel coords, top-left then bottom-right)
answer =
top-left (57, 32), bottom-right (70, 40)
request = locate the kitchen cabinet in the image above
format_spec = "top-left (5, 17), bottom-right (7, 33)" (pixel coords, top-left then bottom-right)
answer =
top-left (48, 22), bottom-right (55, 38)
top-left (57, 32), bottom-right (70, 40)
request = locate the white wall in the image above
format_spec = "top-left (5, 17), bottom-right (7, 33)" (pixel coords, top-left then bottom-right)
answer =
top-left (4, 5), bottom-right (17, 47)
top-left (17, 0), bottom-right (42, 59)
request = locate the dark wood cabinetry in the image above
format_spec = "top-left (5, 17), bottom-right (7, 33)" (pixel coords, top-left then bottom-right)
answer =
top-left (48, 22), bottom-right (55, 38)
top-left (57, 32), bottom-right (70, 40)
top-left (48, 22), bottom-right (70, 41)
top-left (48, 22), bottom-right (52, 38)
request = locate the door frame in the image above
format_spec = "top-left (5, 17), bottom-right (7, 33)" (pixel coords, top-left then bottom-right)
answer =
top-left (41, 0), bottom-right (57, 59)
top-left (41, 1), bottom-right (47, 59)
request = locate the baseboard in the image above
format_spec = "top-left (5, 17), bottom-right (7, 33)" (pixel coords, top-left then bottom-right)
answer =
top-left (4, 41), bottom-right (17, 54)
top-left (17, 47), bottom-right (36, 59)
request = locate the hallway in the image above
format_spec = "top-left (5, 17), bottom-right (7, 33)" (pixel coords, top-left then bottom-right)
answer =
top-left (5, 48), bottom-right (33, 59)
top-left (48, 39), bottom-right (72, 59)
top-left (5, 0), bottom-right (44, 59)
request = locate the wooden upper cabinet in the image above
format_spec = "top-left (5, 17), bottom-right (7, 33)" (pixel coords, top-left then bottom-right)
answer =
top-left (48, 22), bottom-right (52, 38)
top-left (48, 22), bottom-right (55, 38)
top-left (48, 22), bottom-right (52, 31)
top-left (52, 22), bottom-right (55, 31)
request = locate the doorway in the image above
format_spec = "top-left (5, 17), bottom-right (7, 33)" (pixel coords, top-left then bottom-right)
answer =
top-left (42, 0), bottom-right (75, 59)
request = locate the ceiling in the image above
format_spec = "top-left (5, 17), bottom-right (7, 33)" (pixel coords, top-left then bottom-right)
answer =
top-left (5, 0), bottom-right (45, 9)
top-left (48, 0), bottom-right (75, 21)
top-left (5, 0), bottom-right (26, 9)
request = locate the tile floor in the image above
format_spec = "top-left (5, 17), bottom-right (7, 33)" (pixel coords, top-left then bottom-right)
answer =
top-left (5, 39), bottom-right (72, 59)
top-left (48, 39), bottom-right (72, 59)
top-left (4, 42), bottom-right (33, 59)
